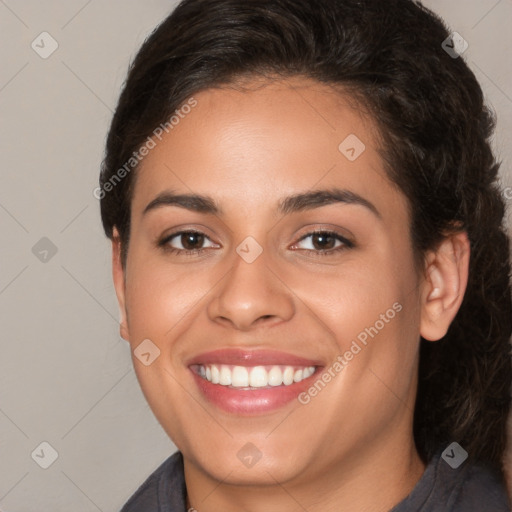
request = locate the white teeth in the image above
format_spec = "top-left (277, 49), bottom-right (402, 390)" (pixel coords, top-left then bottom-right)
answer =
top-left (303, 366), bottom-right (315, 378)
top-left (219, 365), bottom-right (232, 385)
top-left (211, 365), bottom-right (220, 384)
top-left (268, 366), bottom-right (283, 386)
top-left (283, 366), bottom-right (294, 385)
top-left (231, 366), bottom-right (249, 387)
top-left (249, 366), bottom-right (268, 387)
top-left (197, 364), bottom-right (316, 388)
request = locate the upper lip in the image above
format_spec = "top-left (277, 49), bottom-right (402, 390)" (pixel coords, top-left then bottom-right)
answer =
top-left (187, 348), bottom-right (324, 367)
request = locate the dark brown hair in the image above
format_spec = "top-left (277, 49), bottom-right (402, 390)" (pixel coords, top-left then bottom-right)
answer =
top-left (99, 0), bottom-right (512, 477)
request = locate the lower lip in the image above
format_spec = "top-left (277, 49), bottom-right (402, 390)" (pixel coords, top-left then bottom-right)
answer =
top-left (190, 369), bottom-right (320, 415)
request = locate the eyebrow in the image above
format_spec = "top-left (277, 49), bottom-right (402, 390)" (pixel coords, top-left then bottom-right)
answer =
top-left (142, 188), bottom-right (381, 218)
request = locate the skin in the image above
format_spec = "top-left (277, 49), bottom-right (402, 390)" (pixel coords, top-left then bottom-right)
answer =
top-left (111, 76), bottom-right (470, 512)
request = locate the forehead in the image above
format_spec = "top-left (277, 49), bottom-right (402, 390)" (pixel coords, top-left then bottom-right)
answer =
top-left (131, 76), bottom-right (407, 223)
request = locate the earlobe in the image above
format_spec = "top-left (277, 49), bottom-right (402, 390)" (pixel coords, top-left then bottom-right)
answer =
top-left (111, 228), bottom-right (130, 342)
top-left (420, 231), bottom-right (470, 342)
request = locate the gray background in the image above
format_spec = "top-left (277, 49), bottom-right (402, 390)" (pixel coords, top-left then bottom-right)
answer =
top-left (0, 1), bottom-right (511, 510)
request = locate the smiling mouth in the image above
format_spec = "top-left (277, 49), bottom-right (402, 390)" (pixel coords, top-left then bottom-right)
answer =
top-left (191, 363), bottom-right (317, 389)
top-left (187, 348), bottom-right (323, 414)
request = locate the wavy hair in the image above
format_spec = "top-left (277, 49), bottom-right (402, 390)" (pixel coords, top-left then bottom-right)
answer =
top-left (99, 0), bottom-right (512, 477)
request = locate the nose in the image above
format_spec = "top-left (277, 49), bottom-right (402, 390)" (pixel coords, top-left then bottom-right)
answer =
top-left (206, 245), bottom-right (295, 331)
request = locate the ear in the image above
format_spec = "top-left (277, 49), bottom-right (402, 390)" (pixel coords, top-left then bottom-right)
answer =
top-left (112, 227), bottom-right (130, 342)
top-left (420, 231), bottom-right (470, 341)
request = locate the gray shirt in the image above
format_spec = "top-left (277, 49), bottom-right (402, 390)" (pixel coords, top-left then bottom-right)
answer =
top-left (120, 450), bottom-right (511, 511)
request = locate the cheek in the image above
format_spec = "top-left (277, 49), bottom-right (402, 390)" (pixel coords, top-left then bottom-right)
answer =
top-left (296, 246), bottom-right (421, 389)
top-left (278, 250), bottom-right (412, 345)
top-left (122, 256), bottom-right (215, 438)
top-left (123, 253), bottom-right (211, 345)
top-left (333, 253), bottom-right (422, 406)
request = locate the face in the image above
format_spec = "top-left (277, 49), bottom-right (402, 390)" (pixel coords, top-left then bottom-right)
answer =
top-left (113, 76), bottom-right (431, 488)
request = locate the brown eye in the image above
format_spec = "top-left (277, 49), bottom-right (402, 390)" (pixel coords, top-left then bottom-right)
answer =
top-left (310, 232), bottom-right (336, 250)
top-left (180, 232), bottom-right (205, 250)
top-left (292, 230), bottom-right (354, 256)
top-left (159, 230), bottom-right (218, 254)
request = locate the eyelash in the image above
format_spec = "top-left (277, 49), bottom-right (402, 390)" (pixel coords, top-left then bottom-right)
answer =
top-left (158, 229), bottom-right (354, 258)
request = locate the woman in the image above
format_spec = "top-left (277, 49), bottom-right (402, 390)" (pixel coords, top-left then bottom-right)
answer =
top-left (98, 0), bottom-right (512, 510)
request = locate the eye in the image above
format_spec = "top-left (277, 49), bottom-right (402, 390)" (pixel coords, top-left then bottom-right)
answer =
top-left (291, 230), bottom-right (353, 255)
top-left (157, 229), bottom-right (353, 257)
top-left (159, 230), bottom-right (219, 255)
